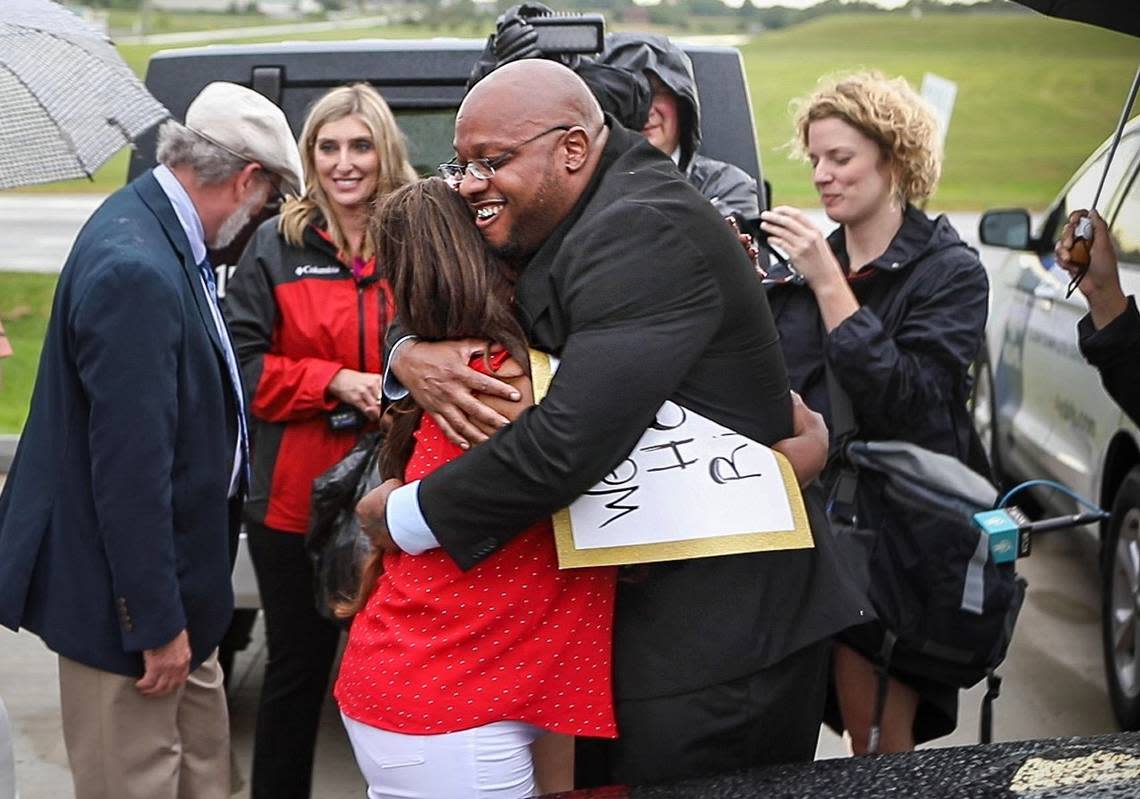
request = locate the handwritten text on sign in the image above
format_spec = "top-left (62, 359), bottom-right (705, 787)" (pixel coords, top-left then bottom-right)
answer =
top-left (568, 401), bottom-right (796, 550)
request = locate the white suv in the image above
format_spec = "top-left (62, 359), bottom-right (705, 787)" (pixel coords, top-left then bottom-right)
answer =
top-left (975, 117), bottom-right (1140, 730)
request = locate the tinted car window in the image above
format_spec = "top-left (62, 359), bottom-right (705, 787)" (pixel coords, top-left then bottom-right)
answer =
top-left (1049, 133), bottom-right (1140, 245)
top-left (394, 109), bottom-right (459, 177)
top-left (1112, 166), bottom-right (1140, 265)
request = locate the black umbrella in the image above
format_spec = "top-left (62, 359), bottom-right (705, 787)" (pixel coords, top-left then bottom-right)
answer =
top-left (1011, 0), bottom-right (1140, 38)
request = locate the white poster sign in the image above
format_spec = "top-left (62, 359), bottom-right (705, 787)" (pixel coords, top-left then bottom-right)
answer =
top-left (530, 352), bottom-right (813, 569)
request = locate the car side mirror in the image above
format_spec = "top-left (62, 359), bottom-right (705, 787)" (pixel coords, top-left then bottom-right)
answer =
top-left (979, 209), bottom-right (1031, 250)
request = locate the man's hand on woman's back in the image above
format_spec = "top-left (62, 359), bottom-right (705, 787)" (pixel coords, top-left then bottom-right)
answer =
top-left (391, 338), bottom-right (520, 448)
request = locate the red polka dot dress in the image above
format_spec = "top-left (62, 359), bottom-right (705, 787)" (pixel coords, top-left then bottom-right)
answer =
top-left (335, 362), bottom-right (617, 739)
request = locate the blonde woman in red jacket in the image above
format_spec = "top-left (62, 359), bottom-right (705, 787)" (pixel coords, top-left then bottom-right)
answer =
top-left (224, 83), bottom-right (416, 799)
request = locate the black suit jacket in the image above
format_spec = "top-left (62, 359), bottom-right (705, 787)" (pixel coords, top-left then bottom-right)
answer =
top-left (419, 121), bottom-right (867, 698)
top-left (0, 171), bottom-right (239, 677)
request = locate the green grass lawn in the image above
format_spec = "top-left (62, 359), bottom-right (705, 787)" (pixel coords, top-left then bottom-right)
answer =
top-left (105, 9), bottom-right (279, 36)
top-left (743, 13), bottom-right (1139, 209)
top-left (0, 274), bottom-right (56, 433)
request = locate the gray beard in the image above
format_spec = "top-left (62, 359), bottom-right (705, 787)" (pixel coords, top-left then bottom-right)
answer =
top-left (211, 185), bottom-right (267, 249)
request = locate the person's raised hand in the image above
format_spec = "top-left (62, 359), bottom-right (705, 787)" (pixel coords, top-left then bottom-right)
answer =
top-left (1055, 209), bottom-right (1127, 328)
top-left (772, 391), bottom-right (829, 487)
top-left (356, 478), bottom-right (406, 555)
top-left (1056, 210), bottom-right (1121, 291)
top-left (391, 339), bottom-right (519, 448)
top-left (759, 206), bottom-right (844, 287)
top-left (327, 368), bottom-right (383, 421)
top-left (136, 629), bottom-right (191, 698)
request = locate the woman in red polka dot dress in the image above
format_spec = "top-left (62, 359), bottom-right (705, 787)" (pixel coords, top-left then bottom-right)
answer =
top-left (334, 178), bottom-right (617, 799)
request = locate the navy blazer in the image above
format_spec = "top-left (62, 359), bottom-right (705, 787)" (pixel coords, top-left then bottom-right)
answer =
top-left (0, 171), bottom-right (238, 677)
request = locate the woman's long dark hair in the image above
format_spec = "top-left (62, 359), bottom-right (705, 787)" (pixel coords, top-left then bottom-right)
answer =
top-left (336, 177), bottom-right (527, 617)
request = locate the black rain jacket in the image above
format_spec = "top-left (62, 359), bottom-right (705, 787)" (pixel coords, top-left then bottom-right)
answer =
top-left (767, 204), bottom-right (989, 471)
top-left (1078, 296), bottom-right (1140, 427)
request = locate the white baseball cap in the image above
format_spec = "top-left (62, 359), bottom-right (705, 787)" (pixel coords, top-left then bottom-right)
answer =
top-left (185, 81), bottom-right (303, 196)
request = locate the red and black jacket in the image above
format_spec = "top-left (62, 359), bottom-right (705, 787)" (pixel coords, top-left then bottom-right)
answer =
top-left (224, 216), bottom-right (392, 533)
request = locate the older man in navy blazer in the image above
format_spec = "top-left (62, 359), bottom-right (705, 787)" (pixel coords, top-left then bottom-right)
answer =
top-left (0, 82), bottom-right (301, 799)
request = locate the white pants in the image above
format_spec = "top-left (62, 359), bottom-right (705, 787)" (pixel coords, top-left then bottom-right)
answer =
top-left (342, 714), bottom-right (543, 799)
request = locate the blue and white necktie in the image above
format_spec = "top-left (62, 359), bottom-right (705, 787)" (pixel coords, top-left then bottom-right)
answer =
top-left (198, 256), bottom-right (250, 492)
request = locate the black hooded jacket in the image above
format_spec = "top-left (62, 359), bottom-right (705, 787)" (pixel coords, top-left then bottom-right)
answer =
top-left (1078, 297), bottom-right (1140, 426)
top-left (767, 205), bottom-right (989, 469)
top-left (600, 33), bottom-right (761, 223)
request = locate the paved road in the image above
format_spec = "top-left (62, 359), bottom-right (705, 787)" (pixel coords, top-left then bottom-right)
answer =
top-left (0, 195), bottom-right (105, 273)
top-left (0, 193), bottom-right (993, 274)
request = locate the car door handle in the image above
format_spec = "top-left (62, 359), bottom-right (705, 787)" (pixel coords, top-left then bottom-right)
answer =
top-left (1033, 282), bottom-right (1058, 301)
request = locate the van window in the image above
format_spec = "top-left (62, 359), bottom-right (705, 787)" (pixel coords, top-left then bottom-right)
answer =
top-left (1112, 167), bottom-right (1140, 266)
top-left (1049, 133), bottom-right (1140, 245)
top-left (394, 110), bottom-right (459, 178)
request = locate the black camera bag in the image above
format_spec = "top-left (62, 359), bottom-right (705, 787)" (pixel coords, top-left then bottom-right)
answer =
top-left (824, 354), bottom-right (1026, 748)
top-left (830, 440), bottom-right (1025, 690)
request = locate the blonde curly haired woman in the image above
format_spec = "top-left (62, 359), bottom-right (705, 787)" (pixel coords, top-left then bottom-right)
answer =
top-left (760, 72), bottom-right (990, 754)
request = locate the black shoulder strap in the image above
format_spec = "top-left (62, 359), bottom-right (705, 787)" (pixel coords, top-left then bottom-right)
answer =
top-left (824, 343), bottom-right (857, 444)
top-left (820, 259), bottom-right (922, 522)
top-left (822, 343), bottom-right (860, 525)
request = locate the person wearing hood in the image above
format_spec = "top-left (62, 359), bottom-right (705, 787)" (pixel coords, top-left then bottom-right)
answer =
top-left (467, 8), bottom-right (761, 231)
top-left (759, 72), bottom-right (989, 754)
top-left (599, 33), bottom-right (761, 230)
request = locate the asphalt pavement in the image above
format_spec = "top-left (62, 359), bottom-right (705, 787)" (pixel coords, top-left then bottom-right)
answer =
top-left (0, 195), bottom-right (105, 274)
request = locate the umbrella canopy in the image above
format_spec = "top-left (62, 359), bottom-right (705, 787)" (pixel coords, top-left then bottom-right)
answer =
top-left (1011, 0), bottom-right (1140, 38)
top-left (0, 0), bottom-right (169, 190)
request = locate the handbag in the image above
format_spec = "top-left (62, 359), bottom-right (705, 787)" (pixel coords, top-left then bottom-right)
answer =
top-left (305, 430), bottom-right (383, 625)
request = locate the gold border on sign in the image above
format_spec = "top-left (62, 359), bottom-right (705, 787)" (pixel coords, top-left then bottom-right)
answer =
top-left (529, 350), bottom-right (815, 569)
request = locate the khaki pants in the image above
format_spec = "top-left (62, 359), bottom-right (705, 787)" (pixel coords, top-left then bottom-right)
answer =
top-left (59, 650), bottom-right (229, 799)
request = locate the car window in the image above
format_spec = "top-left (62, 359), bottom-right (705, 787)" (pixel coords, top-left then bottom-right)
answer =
top-left (1049, 132), bottom-right (1140, 245)
top-left (394, 109), bottom-right (459, 177)
top-left (1111, 167), bottom-right (1140, 266)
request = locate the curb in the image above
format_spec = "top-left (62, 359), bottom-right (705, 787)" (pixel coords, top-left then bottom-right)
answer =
top-left (0, 435), bottom-right (16, 473)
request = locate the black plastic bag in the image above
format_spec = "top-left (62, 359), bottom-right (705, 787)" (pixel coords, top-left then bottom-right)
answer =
top-left (305, 431), bottom-right (382, 624)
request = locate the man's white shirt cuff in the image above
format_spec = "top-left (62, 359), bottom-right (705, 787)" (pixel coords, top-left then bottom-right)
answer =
top-left (386, 480), bottom-right (440, 554)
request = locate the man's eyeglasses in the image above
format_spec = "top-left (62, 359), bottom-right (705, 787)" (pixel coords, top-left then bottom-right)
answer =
top-left (439, 125), bottom-right (572, 188)
top-left (256, 168), bottom-right (286, 206)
